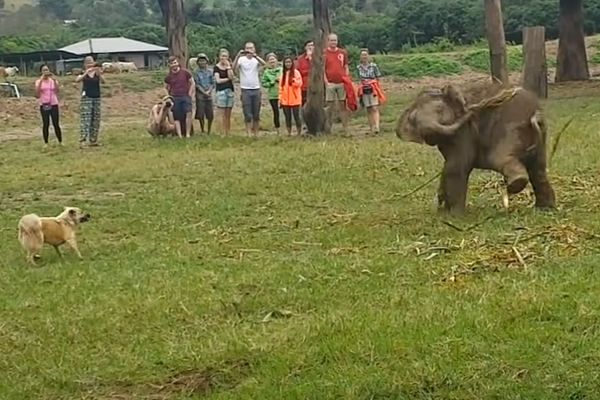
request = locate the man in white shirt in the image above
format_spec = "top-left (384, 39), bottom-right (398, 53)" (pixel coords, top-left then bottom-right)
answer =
top-left (233, 42), bottom-right (266, 136)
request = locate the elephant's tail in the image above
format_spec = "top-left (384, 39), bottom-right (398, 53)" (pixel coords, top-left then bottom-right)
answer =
top-left (531, 108), bottom-right (547, 146)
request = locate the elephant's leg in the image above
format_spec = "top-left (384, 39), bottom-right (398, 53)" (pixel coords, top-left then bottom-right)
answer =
top-left (436, 142), bottom-right (474, 215)
top-left (502, 158), bottom-right (529, 194)
top-left (441, 160), bottom-right (473, 215)
top-left (525, 152), bottom-right (556, 208)
top-left (436, 169), bottom-right (446, 210)
top-left (489, 128), bottom-right (530, 195)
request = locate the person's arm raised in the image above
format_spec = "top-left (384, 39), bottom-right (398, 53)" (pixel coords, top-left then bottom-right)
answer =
top-left (75, 69), bottom-right (89, 83)
top-left (232, 50), bottom-right (244, 70)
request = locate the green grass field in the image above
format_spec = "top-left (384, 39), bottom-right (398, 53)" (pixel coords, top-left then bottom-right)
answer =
top-left (1, 78), bottom-right (600, 399)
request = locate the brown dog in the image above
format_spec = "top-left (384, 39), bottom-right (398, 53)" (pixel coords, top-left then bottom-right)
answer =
top-left (17, 206), bottom-right (90, 265)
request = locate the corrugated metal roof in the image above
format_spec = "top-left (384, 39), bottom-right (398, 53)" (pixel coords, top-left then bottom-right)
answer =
top-left (58, 37), bottom-right (168, 55)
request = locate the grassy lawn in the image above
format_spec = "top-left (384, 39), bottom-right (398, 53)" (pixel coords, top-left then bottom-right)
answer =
top-left (1, 81), bottom-right (600, 399)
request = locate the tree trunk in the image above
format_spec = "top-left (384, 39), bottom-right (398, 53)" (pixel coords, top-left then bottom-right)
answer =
top-left (158, 0), bottom-right (188, 65)
top-left (555, 0), bottom-right (589, 82)
top-left (521, 26), bottom-right (548, 98)
top-left (302, 0), bottom-right (332, 135)
top-left (484, 0), bottom-right (508, 84)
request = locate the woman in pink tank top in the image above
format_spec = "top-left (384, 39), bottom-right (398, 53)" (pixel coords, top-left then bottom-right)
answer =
top-left (35, 64), bottom-right (63, 148)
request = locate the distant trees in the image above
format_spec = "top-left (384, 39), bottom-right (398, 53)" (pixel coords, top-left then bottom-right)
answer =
top-left (3, 0), bottom-right (600, 65)
top-left (38, 0), bottom-right (72, 20)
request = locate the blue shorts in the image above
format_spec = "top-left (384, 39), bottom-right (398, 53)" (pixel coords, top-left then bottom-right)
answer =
top-left (172, 95), bottom-right (192, 120)
top-left (215, 88), bottom-right (234, 108)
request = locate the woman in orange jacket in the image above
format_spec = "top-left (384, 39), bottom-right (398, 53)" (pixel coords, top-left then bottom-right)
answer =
top-left (279, 56), bottom-right (303, 136)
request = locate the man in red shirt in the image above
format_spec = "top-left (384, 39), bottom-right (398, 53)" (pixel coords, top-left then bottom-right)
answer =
top-left (324, 33), bottom-right (349, 132)
top-left (164, 56), bottom-right (195, 138)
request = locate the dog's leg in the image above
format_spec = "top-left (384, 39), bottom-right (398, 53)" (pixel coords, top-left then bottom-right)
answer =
top-left (66, 238), bottom-right (82, 259)
top-left (53, 245), bottom-right (63, 258)
top-left (27, 252), bottom-right (38, 266)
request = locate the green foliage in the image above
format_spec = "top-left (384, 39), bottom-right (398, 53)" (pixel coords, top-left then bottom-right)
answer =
top-left (400, 37), bottom-right (456, 54)
top-left (379, 54), bottom-right (463, 78)
top-left (460, 47), bottom-right (524, 72)
top-left (2, 0), bottom-right (600, 78)
top-left (588, 51), bottom-right (600, 64)
top-left (0, 0), bottom-right (600, 56)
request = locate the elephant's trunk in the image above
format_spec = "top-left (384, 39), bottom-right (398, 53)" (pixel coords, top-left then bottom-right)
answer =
top-left (420, 110), bottom-right (473, 136)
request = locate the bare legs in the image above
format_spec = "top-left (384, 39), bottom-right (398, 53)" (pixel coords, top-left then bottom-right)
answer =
top-left (366, 105), bottom-right (380, 134)
top-left (216, 107), bottom-right (232, 135)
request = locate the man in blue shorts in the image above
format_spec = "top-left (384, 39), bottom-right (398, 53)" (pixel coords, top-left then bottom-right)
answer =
top-left (164, 56), bottom-right (195, 137)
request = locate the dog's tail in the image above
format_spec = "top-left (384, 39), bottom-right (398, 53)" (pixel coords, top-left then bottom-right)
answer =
top-left (18, 213), bottom-right (44, 251)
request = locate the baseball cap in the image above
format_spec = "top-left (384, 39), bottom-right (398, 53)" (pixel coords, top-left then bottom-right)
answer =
top-left (197, 53), bottom-right (209, 61)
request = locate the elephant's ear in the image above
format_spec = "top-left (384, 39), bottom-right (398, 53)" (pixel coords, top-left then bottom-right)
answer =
top-left (395, 107), bottom-right (424, 144)
top-left (442, 84), bottom-right (467, 112)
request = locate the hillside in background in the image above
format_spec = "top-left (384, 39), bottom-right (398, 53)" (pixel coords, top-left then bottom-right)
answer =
top-left (2, 0), bottom-right (600, 70)
top-left (2, 0), bottom-right (36, 11)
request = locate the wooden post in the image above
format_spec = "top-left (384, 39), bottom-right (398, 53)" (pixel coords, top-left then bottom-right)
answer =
top-left (521, 26), bottom-right (548, 98)
top-left (555, 0), bottom-right (589, 82)
top-left (302, 0), bottom-right (332, 135)
top-left (158, 0), bottom-right (188, 64)
top-left (484, 0), bottom-right (508, 84)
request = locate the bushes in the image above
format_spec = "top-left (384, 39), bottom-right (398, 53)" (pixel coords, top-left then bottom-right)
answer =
top-left (378, 54), bottom-right (463, 78)
top-left (460, 47), bottom-right (523, 72)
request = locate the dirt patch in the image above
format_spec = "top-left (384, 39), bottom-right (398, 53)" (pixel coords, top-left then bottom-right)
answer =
top-left (2, 45), bottom-right (600, 142)
top-left (545, 34), bottom-right (599, 59)
top-left (83, 359), bottom-right (251, 399)
top-left (0, 126), bottom-right (37, 142)
top-left (6, 191), bottom-right (126, 204)
top-left (384, 71), bottom-right (490, 92)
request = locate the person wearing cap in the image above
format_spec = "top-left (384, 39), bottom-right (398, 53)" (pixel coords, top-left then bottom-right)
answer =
top-left (147, 95), bottom-right (176, 137)
top-left (193, 53), bottom-right (215, 134)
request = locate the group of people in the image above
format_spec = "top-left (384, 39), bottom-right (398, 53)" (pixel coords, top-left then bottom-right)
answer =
top-left (32, 33), bottom-right (386, 148)
top-left (150, 33), bottom-right (386, 138)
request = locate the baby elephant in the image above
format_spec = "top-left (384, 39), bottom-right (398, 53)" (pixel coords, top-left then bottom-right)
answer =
top-left (396, 81), bottom-right (556, 214)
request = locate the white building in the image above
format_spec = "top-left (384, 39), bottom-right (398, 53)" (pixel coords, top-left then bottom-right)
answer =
top-left (58, 37), bottom-right (169, 69)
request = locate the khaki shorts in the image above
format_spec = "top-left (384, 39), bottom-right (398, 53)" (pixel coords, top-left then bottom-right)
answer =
top-left (361, 93), bottom-right (379, 107)
top-left (326, 82), bottom-right (346, 102)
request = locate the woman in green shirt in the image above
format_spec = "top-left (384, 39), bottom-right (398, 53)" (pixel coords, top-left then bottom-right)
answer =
top-left (261, 53), bottom-right (282, 134)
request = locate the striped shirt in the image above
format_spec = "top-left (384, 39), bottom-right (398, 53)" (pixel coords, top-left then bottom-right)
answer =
top-left (357, 62), bottom-right (381, 81)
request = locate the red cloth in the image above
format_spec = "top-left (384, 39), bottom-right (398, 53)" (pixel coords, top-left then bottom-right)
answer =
top-left (342, 75), bottom-right (357, 111)
top-left (296, 54), bottom-right (310, 90)
top-left (356, 79), bottom-right (386, 105)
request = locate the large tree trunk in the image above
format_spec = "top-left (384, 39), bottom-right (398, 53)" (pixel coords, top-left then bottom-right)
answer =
top-left (484, 0), bottom-right (508, 84)
top-left (555, 0), bottom-right (589, 82)
top-left (158, 0), bottom-right (188, 65)
top-left (521, 26), bottom-right (548, 98)
top-left (302, 0), bottom-right (332, 135)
